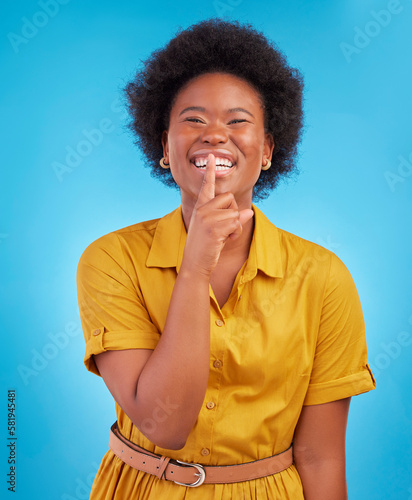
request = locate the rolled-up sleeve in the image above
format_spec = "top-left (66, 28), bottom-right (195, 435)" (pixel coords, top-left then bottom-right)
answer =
top-left (77, 233), bottom-right (159, 376)
top-left (303, 253), bottom-right (376, 405)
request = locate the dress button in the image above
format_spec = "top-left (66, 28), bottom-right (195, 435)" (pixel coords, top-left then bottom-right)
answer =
top-left (206, 402), bottom-right (215, 409)
top-left (213, 360), bottom-right (223, 369)
top-left (215, 319), bottom-right (224, 327)
top-left (93, 328), bottom-right (101, 336)
top-left (201, 448), bottom-right (210, 456)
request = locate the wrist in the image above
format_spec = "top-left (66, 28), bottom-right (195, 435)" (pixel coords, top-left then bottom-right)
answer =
top-left (178, 263), bottom-right (211, 282)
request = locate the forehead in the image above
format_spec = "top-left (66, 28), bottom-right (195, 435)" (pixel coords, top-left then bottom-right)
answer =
top-left (171, 72), bottom-right (264, 111)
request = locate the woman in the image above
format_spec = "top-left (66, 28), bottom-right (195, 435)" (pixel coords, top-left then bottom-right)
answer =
top-left (77, 19), bottom-right (376, 499)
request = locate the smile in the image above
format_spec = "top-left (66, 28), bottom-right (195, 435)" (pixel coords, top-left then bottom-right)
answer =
top-left (190, 156), bottom-right (235, 171)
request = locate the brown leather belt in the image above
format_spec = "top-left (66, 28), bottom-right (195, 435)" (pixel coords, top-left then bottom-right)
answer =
top-left (109, 422), bottom-right (293, 487)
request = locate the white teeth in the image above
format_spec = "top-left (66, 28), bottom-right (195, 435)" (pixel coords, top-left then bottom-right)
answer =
top-left (196, 165), bottom-right (231, 171)
top-left (195, 158), bottom-right (207, 167)
top-left (193, 156), bottom-right (233, 168)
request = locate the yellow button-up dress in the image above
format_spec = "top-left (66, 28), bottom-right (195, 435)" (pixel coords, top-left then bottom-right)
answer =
top-left (77, 205), bottom-right (376, 499)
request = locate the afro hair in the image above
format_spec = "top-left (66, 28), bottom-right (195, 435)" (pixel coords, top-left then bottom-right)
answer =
top-left (123, 18), bottom-right (304, 201)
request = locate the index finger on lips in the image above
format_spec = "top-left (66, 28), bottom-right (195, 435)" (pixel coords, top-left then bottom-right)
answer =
top-left (195, 153), bottom-right (215, 207)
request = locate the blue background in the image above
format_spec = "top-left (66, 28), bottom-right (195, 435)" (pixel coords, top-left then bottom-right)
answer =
top-left (1, 0), bottom-right (411, 498)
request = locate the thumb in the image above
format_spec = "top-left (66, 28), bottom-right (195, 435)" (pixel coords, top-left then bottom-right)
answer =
top-left (239, 209), bottom-right (254, 226)
top-left (228, 209), bottom-right (254, 241)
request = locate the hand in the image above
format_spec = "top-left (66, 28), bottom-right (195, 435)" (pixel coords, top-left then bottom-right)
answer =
top-left (181, 154), bottom-right (254, 277)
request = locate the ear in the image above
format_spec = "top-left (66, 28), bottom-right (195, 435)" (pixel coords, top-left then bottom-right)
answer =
top-left (161, 130), bottom-right (169, 161)
top-left (263, 133), bottom-right (275, 164)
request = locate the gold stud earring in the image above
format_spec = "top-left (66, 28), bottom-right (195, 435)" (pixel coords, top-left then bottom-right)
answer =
top-left (159, 157), bottom-right (170, 169)
top-left (261, 159), bottom-right (271, 171)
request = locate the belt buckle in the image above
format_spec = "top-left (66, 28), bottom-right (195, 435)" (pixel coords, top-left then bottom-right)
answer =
top-left (173, 460), bottom-right (206, 487)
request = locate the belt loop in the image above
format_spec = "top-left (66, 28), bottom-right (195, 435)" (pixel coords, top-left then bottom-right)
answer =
top-left (155, 455), bottom-right (171, 480)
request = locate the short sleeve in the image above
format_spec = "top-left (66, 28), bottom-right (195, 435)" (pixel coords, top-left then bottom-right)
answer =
top-left (303, 253), bottom-right (376, 405)
top-left (77, 233), bottom-right (160, 376)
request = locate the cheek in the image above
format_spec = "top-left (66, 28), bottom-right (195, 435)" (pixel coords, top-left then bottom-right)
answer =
top-left (236, 129), bottom-right (265, 153)
top-left (167, 137), bottom-right (192, 185)
top-left (243, 143), bottom-right (265, 165)
top-left (168, 130), bottom-right (191, 160)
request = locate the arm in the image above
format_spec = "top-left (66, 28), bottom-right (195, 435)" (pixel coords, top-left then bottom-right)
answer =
top-left (94, 266), bottom-right (211, 450)
top-left (94, 155), bottom-right (253, 450)
top-left (293, 397), bottom-right (351, 500)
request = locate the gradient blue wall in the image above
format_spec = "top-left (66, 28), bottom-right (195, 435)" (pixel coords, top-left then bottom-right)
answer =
top-left (1, 1), bottom-right (411, 498)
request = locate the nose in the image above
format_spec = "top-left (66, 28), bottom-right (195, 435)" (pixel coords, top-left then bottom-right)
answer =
top-left (200, 121), bottom-right (228, 144)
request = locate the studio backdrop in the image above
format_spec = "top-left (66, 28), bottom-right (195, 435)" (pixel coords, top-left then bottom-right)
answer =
top-left (1, 1), bottom-right (411, 499)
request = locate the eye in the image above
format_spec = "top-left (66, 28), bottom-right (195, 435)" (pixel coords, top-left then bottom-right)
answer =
top-left (185, 118), bottom-right (204, 123)
top-left (229, 119), bottom-right (247, 124)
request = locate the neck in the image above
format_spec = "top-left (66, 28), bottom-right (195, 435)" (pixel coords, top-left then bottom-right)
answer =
top-left (220, 215), bottom-right (255, 260)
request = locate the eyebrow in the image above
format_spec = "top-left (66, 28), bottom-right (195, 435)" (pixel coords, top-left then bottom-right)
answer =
top-left (227, 107), bottom-right (254, 118)
top-left (179, 106), bottom-right (206, 116)
top-left (179, 106), bottom-right (254, 118)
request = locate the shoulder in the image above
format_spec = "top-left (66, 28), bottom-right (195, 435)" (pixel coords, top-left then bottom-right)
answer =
top-left (277, 226), bottom-right (331, 256)
top-left (277, 226), bottom-right (337, 271)
top-left (77, 216), bottom-right (162, 269)
top-left (278, 227), bottom-right (357, 301)
top-left (254, 205), bottom-right (333, 265)
top-left (253, 205), bottom-right (348, 283)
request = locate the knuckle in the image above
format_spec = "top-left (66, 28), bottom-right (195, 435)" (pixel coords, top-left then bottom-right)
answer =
top-left (230, 219), bottom-right (240, 230)
top-left (197, 205), bottom-right (207, 217)
top-left (209, 227), bottom-right (219, 239)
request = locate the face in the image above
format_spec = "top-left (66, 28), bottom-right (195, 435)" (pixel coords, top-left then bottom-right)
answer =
top-left (161, 72), bottom-right (274, 209)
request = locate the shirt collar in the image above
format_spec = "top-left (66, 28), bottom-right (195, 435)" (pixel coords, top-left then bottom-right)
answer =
top-left (243, 204), bottom-right (284, 282)
top-left (146, 206), bottom-right (187, 272)
top-left (146, 204), bottom-right (283, 279)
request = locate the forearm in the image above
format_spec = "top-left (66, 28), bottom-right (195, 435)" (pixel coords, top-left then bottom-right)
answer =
top-left (296, 458), bottom-right (348, 500)
top-left (293, 398), bottom-right (351, 499)
top-left (132, 266), bottom-right (211, 448)
top-left (115, 158), bottom-right (250, 449)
